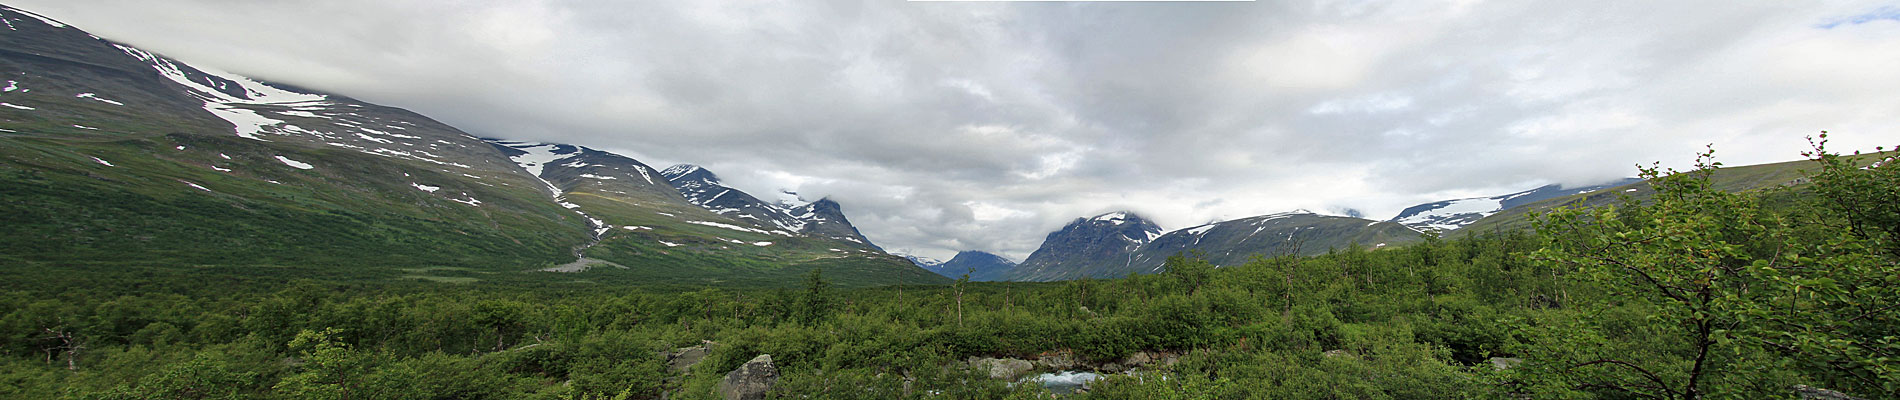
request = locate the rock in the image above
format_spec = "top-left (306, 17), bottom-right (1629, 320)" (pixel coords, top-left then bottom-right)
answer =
top-left (1794, 385), bottom-right (1864, 400)
top-left (968, 357), bottom-right (1035, 380)
top-left (665, 345), bottom-right (712, 373)
top-left (1322, 349), bottom-right (1356, 359)
top-left (1123, 352), bottom-right (1153, 366)
top-left (1036, 350), bottom-right (1080, 369)
top-left (1488, 357), bottom-right (1523, 370)
top-left (718, 354), bottom-right (778, 400)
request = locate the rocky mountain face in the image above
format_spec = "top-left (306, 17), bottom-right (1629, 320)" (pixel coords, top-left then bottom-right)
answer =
top-left (1002, 210), bottom-right (1425, 282)
top-left (915, 251), bottom-right (1017, 281)
top-left (1388, 179), bottom-right (1642, 232)
top-left (0, 5), bottom-right (942, 287)
top-left (1002, 212), bottom-right (1165, 281)
top-left (1130, 211), bottom-right (1420, 273)
top-left (660, 165), bottom-right (881, 249)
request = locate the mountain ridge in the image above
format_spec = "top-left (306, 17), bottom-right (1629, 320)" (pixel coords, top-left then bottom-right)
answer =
top-left (0, 5), bottom-right (945, 287)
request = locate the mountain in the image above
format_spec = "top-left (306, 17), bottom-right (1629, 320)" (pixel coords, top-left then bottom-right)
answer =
top-left (660, 164), bottom-right (881, 249)
top-left (1387, 179), bottom-right (1642, 232)
top-left (914, 251), bottom-right (1017, 281)
top-left (1002, 212), bottom-right (1164, 281)
top-left (0, 5), bottom-right (945, 287)
top-left (1131, 211), bottom-right (1421, 272)
top-left (1449, 155), bottom-right (1883, 237)
top-left (1003, 210), bottom-right (1424, 281)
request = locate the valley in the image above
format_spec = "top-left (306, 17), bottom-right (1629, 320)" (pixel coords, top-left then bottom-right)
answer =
top-left (2, 3), bottom-right (1897, 400)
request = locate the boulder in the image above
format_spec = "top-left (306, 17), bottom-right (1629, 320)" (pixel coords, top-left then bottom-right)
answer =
top-left (968, 357), bottom-right (1035, 380)
top-left (1794, 385), bottom-right (1864, 400)
top-left (1036, 350), bottom-right (1080, 369)
top-left (665, 345), bottom-right (711, 373)
top-left (718, 354), bottom-right (779, 400)
top-left (1488, 357), bottom-right (1523, 370)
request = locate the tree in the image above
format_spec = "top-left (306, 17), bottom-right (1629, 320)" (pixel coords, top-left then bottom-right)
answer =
top-left (797, 268), bottom-right (831, 324)
top-left (1530, 145), bottom-right (1900, 398)
top-left (1162, 252), bottom-right (1214, 296)
top-left (953, 269), bottom-right (971, 328)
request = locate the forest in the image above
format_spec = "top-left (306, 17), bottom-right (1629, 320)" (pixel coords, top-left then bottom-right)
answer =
top-left (1, 140), bottom-right (1894, 399)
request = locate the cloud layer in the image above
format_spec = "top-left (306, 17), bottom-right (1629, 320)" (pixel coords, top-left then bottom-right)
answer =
top-left (19, 0), bottom-right (1900, 260)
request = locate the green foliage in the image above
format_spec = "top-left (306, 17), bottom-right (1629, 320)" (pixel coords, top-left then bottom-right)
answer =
top-left (1523, 144), bottom-right (1900, 398)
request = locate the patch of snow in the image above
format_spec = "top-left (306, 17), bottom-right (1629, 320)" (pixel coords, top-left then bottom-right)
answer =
top-left (355, 133), bottom-right (392, 144)
top-left (1184, 224), bottom-right (1217, 236)
top-left (1091, 211), bottom-right (1130, 224)
top-left (622, 226), bottom-right (653, 230)
top-left (183, 181), bottom-right (211, 192)
top-left (1393, 198), bottom-right (1503, 231)
top-left (2, 81), bottom-right (15, 91)
top-left (75, 93), bottom-right (123, 106)
top-left (72, 125), bottom-right (98, 130)
top-left (274, 156), bottom-right (314, 170)
top-left (175, 145), bottom-right (186, 150)
top-left (212, 166), bottom-right (231, 172)
top-left (658, 240), bottom-right (683, 247)
top-left (579, 174), bottom-right (617, 180)
top-left (411, 183), bottom-right (440, 192)
top-left (0, 102), bottom-right (34, 110)
top-left (752, 241), bottom-right (773, 246)
top-left (450, 195), bottom-right (481, 206)
top-left (219, 153), bottom-right (231, 159)
top-left (686, 220), bottom-right (780, 235)
top-left (8, 7), bottom-right (67, 27)
top-left (204, 104), bottom-right (282, 140)
top-left (1625, 188), bottom-right (1638, 192)
top-left (89, 156), bottom-right (113, 167)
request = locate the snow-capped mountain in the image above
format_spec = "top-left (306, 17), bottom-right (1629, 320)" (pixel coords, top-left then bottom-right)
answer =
top-left (1388, 179), bottom-right (1642, 232)
top-left (1003, 211), bottom-right (1166, 281)
top-left (0, 4), bottom-right (941, 286)
top-left (661, 164), bottom-right (880, 248)
top-left (1004, 210), bottom-right (1423, 281)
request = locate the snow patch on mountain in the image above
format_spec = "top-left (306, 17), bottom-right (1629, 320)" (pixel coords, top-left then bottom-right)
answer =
top-left (274, 156), bottom-right (313, 170)
top-left (75, 93), bottom-right (123, 105)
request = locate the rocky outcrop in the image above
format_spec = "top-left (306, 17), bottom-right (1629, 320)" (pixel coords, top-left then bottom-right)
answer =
top-left (968, 357), bottom-right (1035, 380)
top-left (1794, 385), bottom-right (1864, 400)
top-left (718, 354), bottom-right (779, 400)
top-left (663, 344), bottom-right (712, 373)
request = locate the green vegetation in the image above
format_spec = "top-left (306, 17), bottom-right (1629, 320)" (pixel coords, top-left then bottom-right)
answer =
top-left (2, 142), bottom-right (1894, 399)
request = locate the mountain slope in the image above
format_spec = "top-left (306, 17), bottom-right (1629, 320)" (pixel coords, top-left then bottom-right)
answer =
top-left (916, 250), bottom-right (1017, 281)
top-left (1450, 155), bottom-right (1884, 237)
top-left (661, 164), bottom-right (881, 249)
top-left (1388, 179), bottom-right (1641, 232)
top-left (0, 5), bottom-right (944, 287)
top-left (1132, 211), bottom-right (1421, 272)
top-left (1003, 210), bottom-right (1424, 282)
top-left (1002, 212), bottom-right (1164, 281)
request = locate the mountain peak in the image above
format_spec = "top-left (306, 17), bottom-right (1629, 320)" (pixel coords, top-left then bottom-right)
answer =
top-left (661, 164), bottom-right (717, 183)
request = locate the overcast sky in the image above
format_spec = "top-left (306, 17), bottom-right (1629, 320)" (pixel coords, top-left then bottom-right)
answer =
top-left (16, 0), bottom-right (1900, 260)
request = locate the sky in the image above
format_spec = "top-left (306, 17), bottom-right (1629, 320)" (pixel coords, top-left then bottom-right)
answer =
top-left (14, 0), bottom-right (1900, 261)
